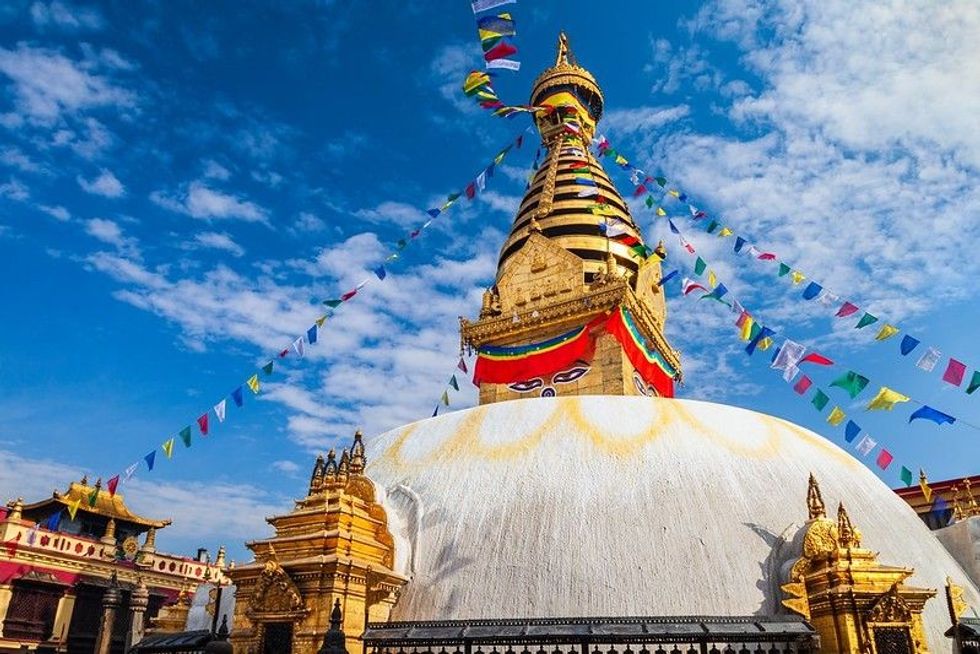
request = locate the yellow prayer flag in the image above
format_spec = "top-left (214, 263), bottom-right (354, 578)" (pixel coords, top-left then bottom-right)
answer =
top-left (656, 207), bottom-right (667, 217)
top-left (162, 438), bottom-right (175, 459)
top-left (246, 374), bottom-right (260, 394)
top-left (718, 227), bottom-right (733, 237)
top-left (67, 498), bottom-right (81, 521)
top-left (740, 316), bottom-right (754, 341)
top-left (874, 324), bottom-right (899, 341)
top-left (615, 155), bottom-right (628, 165)
top-left (866, 386), bottom-right (910, 411)
top-left (827, 406), bottom-right (846, 426)
top-left (919, 470), bottom-right (933, 504)
top-left (790, 271), bottom-right (806, 285)
top-left (758, 337), bottom-right (774, 351)
top-left (668, 189), bottom-right (680, 198)
top-left (708, 270), bottom-right (717, 288)
top-left (315, 315), bottom-right (328, 328)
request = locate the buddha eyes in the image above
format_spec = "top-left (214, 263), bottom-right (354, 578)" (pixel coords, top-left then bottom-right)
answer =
top-left (552, 367), bottom-right (589, 384)
top-left (508, 379), bottom-right (544, 393)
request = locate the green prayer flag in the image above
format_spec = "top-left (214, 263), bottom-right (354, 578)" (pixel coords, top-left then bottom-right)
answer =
top-left (88, 487), bottom-right (99, 507)
top-left (812, 389), bottom-right (830, 411)
top-left (396, 239), bottom-right (407, 250)
top-left (855, 312), bottom-right (878, 329)
top-left (694, 257), bottom-right (706, 275)
top-left (749, 321), bottom-right (761, 341)
top-left (900, 466), bottom-right (913, 486)
top-left (645, 195), bottom-right (653, 208)
top-left (179, 426), bottom-right (192, 448)
top-left (323, 299), bottom-right (342, 308)
top-left (655, 176), bottom-right (667, 187)
top-left (262, 361), bottom-right (274, 376)
top-left (449, 375), bottom-right (459, 391)
top-left (446, 192), bottom-right (461, 202)
top-left (829, 371), bottom-right (870, 399)
top-left (778, 263), bottom-right (791, 277)
top-left (966, 371), bottom-right (980, 395)
top-left (705, 220), bottom-right (718, 233)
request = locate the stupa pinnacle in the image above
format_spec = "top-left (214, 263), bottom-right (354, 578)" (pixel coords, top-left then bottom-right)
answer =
top-left (461, 33), bottom-right (682, 404)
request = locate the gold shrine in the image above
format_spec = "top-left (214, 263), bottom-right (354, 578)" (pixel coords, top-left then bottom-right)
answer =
top-left (0, 477), bottom-right (225, 653)
top-left (460, 33), bottom-right (681, 405)
top-left (227, 431), bottom-right (406, 654)
top-left (782, 475), bottom-right (937, 654)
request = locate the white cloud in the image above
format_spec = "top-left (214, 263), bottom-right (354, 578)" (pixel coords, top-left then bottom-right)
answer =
top-left (77, 168), bottom-right (124, 197)
top-left (202, 159), bottom-right (231, 180)
top-left (0, 44), bottom-right (135, 124)
top-left (38, 204), bottom-right (70, 221)
top-left (602, 105), bottom-right (691, 135)
top-left (354, 201), bottom-right (425, 228)
top-left (271, 460), bottom-right (301, 474)
top-left (193, 231), bottom-right (245, 257)
top-left (151, 181), bottom-right (268, 223)
top-left (0, 147), bottom-right (44, 173)
top-left (30, 1), bottom-right (105, 31)
top-left (85, 217), bottom-right (139, 256)
top-left (293, 211), bottom-right (325, 232)
top-left (0, 178), bottom-right (29, 201)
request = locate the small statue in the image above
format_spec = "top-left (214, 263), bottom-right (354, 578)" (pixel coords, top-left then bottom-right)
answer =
top-left (480, 287), bottom-right (502, 318)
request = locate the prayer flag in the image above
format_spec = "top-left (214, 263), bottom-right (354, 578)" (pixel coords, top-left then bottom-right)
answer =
top-left (876, 449), bottom-right (893, 470)
top-left (477, 13), bottom-right (516, 35)
top-left (705, 220), bottom-right (718, 233)
top-left (794, 375), bottom-right (813, 395)
top-left (718, 227), bottom-right (733, 237)
top-left (67, 499), bottom-right (81, 521)
top-left (486, 58), bottom-right (520, 71)
top-left (645, 196), bottom-right (654, 208)
top-left (900, 335), bottom-right (920, 355)
top-left (323, 299), bottom-right (342, 308)
top-left (812, 389), bottom-right (830, 411)
top-left (844, 420), bottom-right (860, 443)
top-left (341, 289), bottom-right (357, 301)
top-left (162, 439), bottom-right (175, 459)
top-left (44, 511), bottom-right (62, 531)
top-left (866, 386), bottom-right (910, 411)
top-left (633, 184), bottom-right (647, 197)
top-left (293, 336), bottom-right (305, 357)
top-left (701, 283), bottom-right (729, 303)
top-left (790, 270), bottom-right (805, 283)
top-left (668, 219), bottom-right (680, 234)
top-left (800, 352), bottom-right (833, 366)
top-left (740, 314), bottom-right (755, 341)
top-left (777, 263), bottom-right (790, 277)
top-left (829, 371), bottom-right (870, 399)
top-left (900, 466), bottom-right (913, 486)
top-left (373, 265), bottom-right (386, 281)
top-left (144, 450), bottom-right (156, 471)
top-left (441, 390), bottom-right (449, 406)
top-left (771, 339), bottom-right (806, 381)
top-left (396, 238), bottom-right (408, 250)
top-left (707, 270), bottom-right (717, 288)
top-left (681, 279), bottom-right (709, 296)
top-left (655, 176), bottom-right (667, 187)
top-left (262, 361), bottom-right (274, 375)
top-left (432, 406), bottom-right (439, 417)
top-left (855, 312), bottom-right (878, 329)
top-left (471, 0), bottom-right (515, 12)
top-left (656, 207), bottom-right (667, 217)
top-left (694, 257), bottom-right (706, 275)
top-left (967, 371), bottom-right (980, 395)
top-left (107, 475), bottom-right (119, 497)
top-left (123, 462), bottom-right (139, 481)
top-left (197, 413), bottom-right (209, 436)
top-left (214, 400), bottom-right (227, 423)
top-left (427, 208), bottom-right (441, 218)
top-left (818, 291), bottom-right (841, 308)
top-left (307, 326), bottom-right (317, 345)
top-left (179, 426), bottom-right (192, 447)
top-left (577, 187), bottom-right (598, 197)
top-left (246, 374), bottom-right (260, 394)
top-left (931, 496), bottom-right (950, 527)
top-left (919, 471), bottom-right (933, 503)
top-left (855, 434), bottom-right (876, 456)
top-left (802, 282), bottom-right (822, 300)
top-left (484, 40), bottom-right (518, 63)
top-left (916, 347), bottom-right (941, 372)
top-left (874, 324), bottom-right (899, 341)
top-left (836, 302), bottom-right (859, 318)
top-left (827, 406), bottom-right (846, 426)
top-left (734, 237), bottom-right (747, 253)
top-left (658, 270), bottom-right (678, 287)
top-left (757, 252), bottom-right (776, 261)
top-left (449, 375), bottom-right (460, 391)
top-left (231, 386), bottom-right (244, 407)
top-left (942, 358), bottom-right (967, 386)
top-left (746, 326), bottom-right (775, 356)
top-left (458, 358), bottom-right (469, 373)
top-left (908, 406), bottom-right (956, 426)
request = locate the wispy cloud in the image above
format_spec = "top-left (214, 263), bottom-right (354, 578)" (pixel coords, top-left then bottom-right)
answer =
top-left (192, 231), bottom-right (245, 257)
top-left (85, 217), bottom-right (139, 257)
top-left (77, 168), bottom-right (124, 197)
top-left (30, 0), bottom-right (105, 32)
top-left (150, 181), bottom-right (268, 223)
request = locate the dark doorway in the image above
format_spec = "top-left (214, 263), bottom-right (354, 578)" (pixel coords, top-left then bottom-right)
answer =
top-left (263, 622), bottom-right (293, 654)
top-left (873, 627), bottom-right (913, 654)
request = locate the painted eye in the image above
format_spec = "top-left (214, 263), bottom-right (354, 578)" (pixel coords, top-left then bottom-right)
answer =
top-left (633, 373), bottom-right (651, 396)
top-left (552, 367), bottom-right (589, 384)
top-left (541, 387), bottom-right (556, 397)
top-left (508, 379), bottom-right (543, 393)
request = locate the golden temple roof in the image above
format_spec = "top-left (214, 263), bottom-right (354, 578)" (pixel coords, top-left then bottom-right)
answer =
top-left (20, 478), bottom-right (171, 529)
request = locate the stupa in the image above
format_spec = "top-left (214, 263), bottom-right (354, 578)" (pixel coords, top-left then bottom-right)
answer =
top-left (230, 34), bottom-right (980, 654)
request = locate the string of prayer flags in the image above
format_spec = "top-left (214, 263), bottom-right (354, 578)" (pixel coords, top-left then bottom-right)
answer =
top-left (829, 371), bottom-right (870, 399)
top-left (472, 1), bottom-right (520, 71)
top-left (908, 406), bottom-right (956, 426)
top-left (866, 386), bottom-right (910, 411)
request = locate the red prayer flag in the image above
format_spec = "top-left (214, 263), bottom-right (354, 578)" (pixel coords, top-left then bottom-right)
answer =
top-left (757, 252), bottom-right (777, 260)
top-left (836, 302), bottom-right (859, 318)
top-left (800, 352), bottom-right (834, 366)
top-left (106, 475), bottom-right (120, 497)
top-left (633, 184), bottom-right (647, 197)
top-left (465, 182), bottom-right (476, 200)
top-left (340, 289), bottom-right (357, 301)
top-left (793, 376), bottom-right (812, 395)
top-left (876, 449), bottom-right (894, 470)
top-left (197, 413), bottom-right (209, 436)
top-left (942, 358), bottom-right (967, 386)
top-left (484, 41), bottom-right (517, 62)
top-left (279, 348), bottom-right (289, 358)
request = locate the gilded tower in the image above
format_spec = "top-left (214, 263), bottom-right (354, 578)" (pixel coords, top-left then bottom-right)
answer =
top-left (461, 33), bottom-right (681, 404)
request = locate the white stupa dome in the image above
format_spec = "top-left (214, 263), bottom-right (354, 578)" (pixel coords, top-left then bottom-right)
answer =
top-left (364, 396), bottom-right (979, 653)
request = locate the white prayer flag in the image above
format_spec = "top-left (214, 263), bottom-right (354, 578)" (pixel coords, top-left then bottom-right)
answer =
top-left (293, 336), bottom-right (305, 357)
top-left (771, 339), bottom-right (807, 382)
top-left (916, 347), bottom-right (941, 372)
top-left (855, 434), bottom-right (877, 456)
top-left (214, 399), bottom-right (227, 423)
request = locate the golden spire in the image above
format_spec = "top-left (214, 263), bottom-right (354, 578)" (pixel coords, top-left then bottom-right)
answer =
top-left (837, 502), bottom-right (861, 548)
top-left (350, 430), bottom-right (366, 475)
top-left (807, 473), bottom-right (826, 519)
top-left (555, 31), bottom-right (573, 66)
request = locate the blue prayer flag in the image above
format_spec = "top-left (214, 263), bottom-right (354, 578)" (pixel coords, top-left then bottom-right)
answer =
top-left (746, 326), bottom-right (775, 356)
top-left (668, 219), bottom-right (679, 235)
top-left (844, 420), bottom-right (861, 443)
top-left (802, 282), bottom-right (822, 300)
top-left (900, 334), bottom-right (920, 355)
top-left (374, 265), bottom-right (387, 280)
top-left (908, 405), bottom-right (956, 426)
top-left (734, 236), bottom-right (746, 253)
top-left (307, 326), bottom-right (318, 345)
top-left (144, 450), bottom-right (156, 471)
top-left (231, 386), bottom-right (244, 407)
top-left (45, 510), bottom-right (62, 531)
top-left (426, 209), bottom-right (440, 218)
top-left (658, 270), bottom-right (678, 287)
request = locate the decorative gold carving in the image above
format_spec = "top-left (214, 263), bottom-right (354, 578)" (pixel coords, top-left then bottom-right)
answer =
top-left (251, 560), bottom-right (304, 615)
top-left (837, 502), bottom-right (862, 548)
top-left (807, 473), bottom-right (826, 519)
top-left (868, 584), bottom-right (913, 623)
top-left (946, 576), bottom-right (969, 623)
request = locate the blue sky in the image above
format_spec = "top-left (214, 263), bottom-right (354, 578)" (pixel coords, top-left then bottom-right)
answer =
top-left (0, 0), bottom-right (978, 562)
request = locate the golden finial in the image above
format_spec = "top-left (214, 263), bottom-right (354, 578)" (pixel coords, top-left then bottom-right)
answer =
top-left (555, 31), bottom-right (573, 66)
top-left (837, 502), bottom-right (860, 548)
top-left (350, 430), bottom-right (366, 474)
top-left (653, 240), bottom-right (667, 260)
top-left (309, 454), bottom-right (325, 494)
top-left (215, 545), bottom-right (226, 568)
top-left (338, 449), bottom-right (350, 476)
top-left (807, 473), bottom-right (826, 519)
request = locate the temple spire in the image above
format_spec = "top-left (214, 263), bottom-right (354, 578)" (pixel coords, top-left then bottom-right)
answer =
top-left (555, 31), bottom-right (575, 66)
top-left (807, 473), bottom-right (826, 520)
